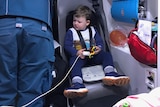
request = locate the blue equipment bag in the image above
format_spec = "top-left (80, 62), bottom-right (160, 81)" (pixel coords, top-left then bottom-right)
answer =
top-left (111, 0), bottom-right (139, 23)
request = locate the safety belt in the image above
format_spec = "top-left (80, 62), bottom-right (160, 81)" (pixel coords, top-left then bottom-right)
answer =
top-left (91, 0), bottom-right (110, 51)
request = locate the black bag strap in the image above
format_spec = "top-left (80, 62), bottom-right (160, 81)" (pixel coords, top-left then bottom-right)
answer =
top-left (150, 32), bottom-right (157, 51)
top-left (76, 27), bottom-right (93, 49)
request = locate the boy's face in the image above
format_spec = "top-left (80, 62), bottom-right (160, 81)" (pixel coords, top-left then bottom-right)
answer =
top-left (73, 16), bottom-right (90, 31)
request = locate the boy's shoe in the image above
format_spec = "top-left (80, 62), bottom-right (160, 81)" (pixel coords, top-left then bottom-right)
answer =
top-left (102, 72), bottom-right (130, 86)
top-left (63, 82), bottom-right (88, 98)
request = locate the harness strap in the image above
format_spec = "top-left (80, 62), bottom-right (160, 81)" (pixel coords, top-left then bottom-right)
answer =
top-left (76, 27), bottom-right (93, 50)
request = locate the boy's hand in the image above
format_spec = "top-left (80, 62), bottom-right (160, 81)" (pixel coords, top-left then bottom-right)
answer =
top-left (93, 46), bottom-right (101, 55)
top-left (76, 48), bottom-right (86, 59)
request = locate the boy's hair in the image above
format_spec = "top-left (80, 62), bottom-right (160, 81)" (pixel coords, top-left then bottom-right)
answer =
top-left (74, 5), bottom-right (92, 20)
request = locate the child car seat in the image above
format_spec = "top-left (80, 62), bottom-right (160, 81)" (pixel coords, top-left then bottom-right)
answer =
top-left (56, 0), bottom-right (129, 106)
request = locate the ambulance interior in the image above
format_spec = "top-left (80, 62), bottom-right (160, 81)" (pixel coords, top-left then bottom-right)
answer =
top-left (50, 0), bottom-right (159, 107)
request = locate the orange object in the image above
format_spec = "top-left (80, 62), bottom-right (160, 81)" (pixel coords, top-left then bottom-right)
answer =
top-left (110, 30), bottom-right (128, 46)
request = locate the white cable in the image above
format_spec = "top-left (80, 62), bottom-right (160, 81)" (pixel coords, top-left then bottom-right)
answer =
top-left (22, 55), bottom-right (80, 107)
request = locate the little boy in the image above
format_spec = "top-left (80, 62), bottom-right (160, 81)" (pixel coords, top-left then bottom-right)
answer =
top-left (63, 5), bottom-right (130, 98)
